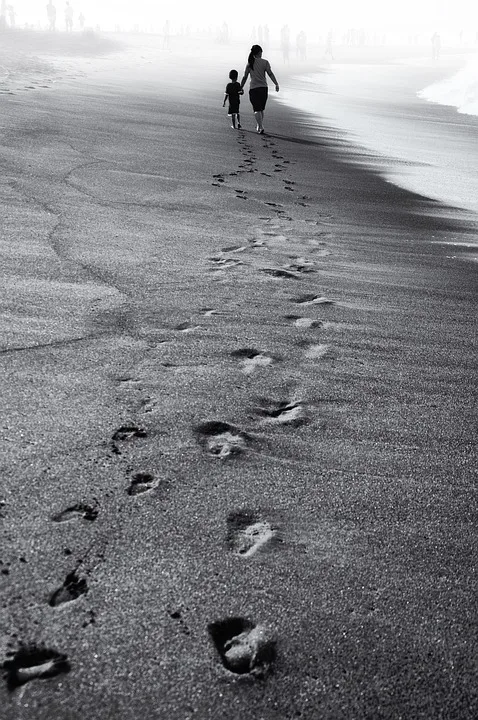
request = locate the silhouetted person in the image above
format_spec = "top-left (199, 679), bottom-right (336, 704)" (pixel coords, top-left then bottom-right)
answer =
top-left (6, 3), bottom-right (14, 27)
top-left (431, 32), bottom-right (441, 60)
top-left (65, 1), bottom-right (73, 32)
top-left (280, 25), bottom-right (290, 63)
top-left (264, 24), bottom-right (269, 48)
top-left (78, 11), bottom-right (84, 29)
top-left (296, 30), bottom-right (307, 60)
top-left (0, 0), bottom-right (6, 31)
top-left (46, 0), bottom-right (56, 30)
top-left (221, 21), bottom-right (229, 44)
top-left (223, 69), bottom-right (243, 129)
top-left (240, 44), bottom-right (279, 134)
top-left (324, 30), bottom-right (334, 60)
top-left (258, 25), bottom-right (263, 44)
top-left (162, 19), bottom-right (170, 49)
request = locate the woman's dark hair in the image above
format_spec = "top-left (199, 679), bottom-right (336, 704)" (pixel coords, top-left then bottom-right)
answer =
top-left (248, 45), bottom-right (262, 69)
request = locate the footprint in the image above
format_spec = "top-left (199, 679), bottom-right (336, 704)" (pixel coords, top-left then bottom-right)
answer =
top-left (169, 607), bottom-right (190, 635)
top-left (51, 504), bottom-right (98, 523)
top-left (111, 425), bottom-right (147, 454)
top-left (174, 321), bottom-right (200, 331)
top-left (265, 202), bottom-right (282, 208)
top-left (201, 308), bottom-right (218, 317)
top-left (221, 245), bottom-right (247, 253)
top-left (227, 510), bottom-right (277, 557)
top-left (249, 238), bottom-right (266, 248)
top-left (286, 258), bottom-right (316, 273)
top-left (231, 348), bottom-right (274, 375)
top-left (3, 646), bottom-right (71, 690)
top-left (285, 316), bottom-right (322, 329)
top-left (209, 257), bottom-right (244, 269)
top-left (194, 421), bottom-right (250, 459)
top-left (259, 268), bottom-right (300, 280)
top-left (126, 472), bottom-right (158, 496)
top-left (292, 294), bottom-right (334, 306)
top-left (49, 572), bottom-right (88, 607)
top-left (208, 618), bottom-right (276, 677)
top-left (260, 172), bottom-right (272, 177)
top-left (258, 400), bottom-right (307, 426)
top-left (303, 343), bottom-right (329, 359)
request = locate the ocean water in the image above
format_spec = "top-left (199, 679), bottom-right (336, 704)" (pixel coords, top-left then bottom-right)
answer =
top-left (277, 56), bottom-right (478, 224)
top-left (419, 55), bottom-right (478, 117)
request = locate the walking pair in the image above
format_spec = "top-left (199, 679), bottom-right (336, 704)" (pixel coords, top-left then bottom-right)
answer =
top-left (223, 45), bottom-right (279, 134)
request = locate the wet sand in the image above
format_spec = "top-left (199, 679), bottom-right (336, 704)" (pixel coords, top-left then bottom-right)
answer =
top-left (1, 34), bottom-right (477, 719)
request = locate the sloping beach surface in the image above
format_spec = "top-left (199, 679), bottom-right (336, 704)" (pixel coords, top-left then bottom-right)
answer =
top-left (1, 34), bottom-right (477, 719)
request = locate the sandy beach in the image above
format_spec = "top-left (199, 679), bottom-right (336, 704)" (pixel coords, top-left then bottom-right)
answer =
top-left (1, 32), bottom-right (477, 719)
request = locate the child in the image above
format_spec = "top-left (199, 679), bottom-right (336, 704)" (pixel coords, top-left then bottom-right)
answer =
top-left (223, 69), bottom-right (243, 129)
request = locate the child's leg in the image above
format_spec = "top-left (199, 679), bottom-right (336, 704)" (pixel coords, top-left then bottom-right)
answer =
top-left (230, 114), bottom-right (236, 128)
top-left (237, 112), bottom-right (241, 128)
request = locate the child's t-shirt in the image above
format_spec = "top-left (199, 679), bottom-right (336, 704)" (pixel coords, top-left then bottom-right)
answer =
top-left (225, 81), bottom-right (241, 104)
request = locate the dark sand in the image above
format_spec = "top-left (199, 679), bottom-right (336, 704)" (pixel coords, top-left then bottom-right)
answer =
top-left (1, 34), bottom-right (477, 719)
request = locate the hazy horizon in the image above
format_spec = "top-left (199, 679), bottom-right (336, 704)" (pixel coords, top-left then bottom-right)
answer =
top-left (4, 0), bottom-right (478, 37)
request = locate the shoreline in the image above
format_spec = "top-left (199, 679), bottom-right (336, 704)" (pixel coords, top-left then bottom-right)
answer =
top-left (1, 37), bottom-right (477, 719)
top-left (276, 54), bottom-right (478, 228)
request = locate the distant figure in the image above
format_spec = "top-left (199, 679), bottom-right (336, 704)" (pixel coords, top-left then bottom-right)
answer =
top-left (258, 25), bottom-right (263, 45)
top-left (78, 11), bottom-right (84, 29)
top-left (220, 21), bottom-right (229, 44)
top-left (0, 0), bottom-right (6, 31)
top-left (280, 24), bottom-right (290, 63)
top-left (7, 3), bottom-right (14, 27)
top-left (264, 24), bottom-right (269, 48)
top-left (324, 31), bottom-right (334, 60)
top-left (431, 32), bottom-right (441, 60)
top-left (296, 30), bottom-right (307, 60)
top-left (240, 44), bottom-right (279, 134)
top-left (65, 1), bottom-right (73, 32)
top-left (223, 69), bottom-right (243, 130)
top-left (162, 19), bottom-right (170, 49)
top-left (46, 0), bottom-right (56, 31)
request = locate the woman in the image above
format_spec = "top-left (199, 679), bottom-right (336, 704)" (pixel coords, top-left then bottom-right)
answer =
top-left (240, 45), bottom-right (279, 134)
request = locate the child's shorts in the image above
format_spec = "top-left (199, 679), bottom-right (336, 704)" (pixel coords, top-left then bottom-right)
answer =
top-left (228, 101), bottom-right (240, 115)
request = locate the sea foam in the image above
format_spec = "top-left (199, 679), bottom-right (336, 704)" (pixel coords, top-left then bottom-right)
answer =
top-left (418, 55), bottom-right (478, 116)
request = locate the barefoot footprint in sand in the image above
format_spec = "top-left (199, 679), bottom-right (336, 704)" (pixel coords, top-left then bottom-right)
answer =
top-left (230, 348), bottom-right (274, 375)
top-left (194, 421), bottom-right (250, 459)
top-left (227, 510), bottom-right (278, 557)
top-left (3, 647), bottom-right (71, 690)
top-left (208, 617), bottom-right (276, 676)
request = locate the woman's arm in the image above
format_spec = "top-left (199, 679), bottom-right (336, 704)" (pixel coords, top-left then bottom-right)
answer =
top-left (266, 64), bottom-right (280, 91)
top-left (239, 66), bottom-right (250, 91)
